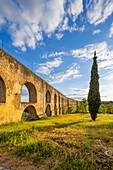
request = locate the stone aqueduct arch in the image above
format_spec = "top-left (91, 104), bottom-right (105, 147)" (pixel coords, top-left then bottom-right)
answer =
top-left (0, 76), bottom-right (6, 103)
top-left (21, 82), bottom-right (37, 103)
top-left (0, 49), bottom-right (78, 124)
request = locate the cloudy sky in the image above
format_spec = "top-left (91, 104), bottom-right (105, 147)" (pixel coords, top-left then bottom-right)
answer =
top-left (0, 0), bottom-right (113, 101)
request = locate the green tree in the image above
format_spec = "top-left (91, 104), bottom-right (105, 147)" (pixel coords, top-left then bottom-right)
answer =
top-left (98, 104), bottom-right (106, 114)
top-left (78, 98), bottom-right (88, 113)
top-left (82, 98), bottom-right (88, 113)
top-left (88, 51), bottom-right (101, 121)
top-left (106, 104), bottom-right (113, 114)
top-left (68, 106), bottom-right (76, 114)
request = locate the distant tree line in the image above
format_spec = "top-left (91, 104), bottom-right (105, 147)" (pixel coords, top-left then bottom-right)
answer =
top-left (77, 98), bottom-right (113, 114)
top-left (98, 104), bottom-right (113, 114)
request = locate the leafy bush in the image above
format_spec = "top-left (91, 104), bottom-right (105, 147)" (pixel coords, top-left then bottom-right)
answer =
top-left (62, 107), bottom-right (67, 114)
top-left (68, 106), bottom-right (76, 114)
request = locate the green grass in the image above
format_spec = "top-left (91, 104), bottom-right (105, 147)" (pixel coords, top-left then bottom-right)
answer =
top-left (0, 114), bottom-right (113, 170)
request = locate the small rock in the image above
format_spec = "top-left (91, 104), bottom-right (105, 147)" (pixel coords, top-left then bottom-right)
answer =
top-left (0, 167), bottom-right (4, 170)
top-left (106, 139), bottom-right (109, 143)
top-left (0, 168), bottom-right (11, 170)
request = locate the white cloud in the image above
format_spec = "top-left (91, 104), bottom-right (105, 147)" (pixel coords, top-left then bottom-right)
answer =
top-left (79, 25), bottom-right (85, 32)
top-left (0, 0), bottom-right (65, 50)
top-left (0, 17), bottom-right (5, 26)
top-left (41, 0), bottom-right (65, 33)
top-left (93, 29), bottom-right (101, 34)
top-left (41, 41), bottom-right (113, 71)
top-left (71, 41), bottom-right (108, 60)
top-left (65, 81), bottom-right (113, 101)
top-left (21, 46), bottom-right (26, 52)
top-left (59, 17), bottom-right (85, 33)
top-left (49, 51), bottom-right (67, 57)
top-left (47, 63), bottom-right (82, 84)
top-left (71, 41), bottom-right (113, 69)
top-left (103, 72), bottom-right (113, 80)
top-left (68, 0), bottom-right (83, 22)
top-left (59, 17), bottom-right (69, 31)
top-left (68, 24), bottom-right (85, 32)
top-left (71, 41), bottom-right (113, 71)
top-left (87, 0), bottom-right (113, 25)
top-left (56, 33), bottom-right (64, 40)
top-left (0, 0), bottom-right (85, 51)
top-left (65, 83), bottom-right (113, 101)
top-left (36, 57), bottom-right (63, 75)
top-left (100, 83), bottom-right (113, 101)
top-left (98, 60), bottom-right (113, 69)
top-left (66, 87), bottom-right (88, 100)
top-left (108, 22), bottom-right (113, 37)
top-left (41, 51), bottom-right (67, 59)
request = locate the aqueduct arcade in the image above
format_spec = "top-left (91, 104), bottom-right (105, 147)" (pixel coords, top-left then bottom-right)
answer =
top-left (0, 49), bottom-right (78, 124)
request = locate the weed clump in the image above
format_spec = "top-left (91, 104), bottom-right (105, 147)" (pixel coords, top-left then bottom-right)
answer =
top-left (15, 140), bottom-right (59, 164)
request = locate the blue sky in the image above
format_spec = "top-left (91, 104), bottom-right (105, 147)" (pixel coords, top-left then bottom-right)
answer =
top-left (0, 0), bottom-right (113, 101)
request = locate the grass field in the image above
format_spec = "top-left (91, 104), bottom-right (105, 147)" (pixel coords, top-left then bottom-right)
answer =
top-left (0, 113), bottom-right (113, 170)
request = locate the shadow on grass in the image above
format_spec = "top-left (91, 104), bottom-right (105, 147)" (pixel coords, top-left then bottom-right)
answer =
top-left (37, 121), bottom-right (82, 132)
top-left (37, 119), bottom-right (113, 132)
top-left (0, 121), bottom-right (82, 143)
top-left (83, 122), bottom-right (113, 130)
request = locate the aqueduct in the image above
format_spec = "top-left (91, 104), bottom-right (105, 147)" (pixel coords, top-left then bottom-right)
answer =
top-left (0, 49), bottom-right (78, 124)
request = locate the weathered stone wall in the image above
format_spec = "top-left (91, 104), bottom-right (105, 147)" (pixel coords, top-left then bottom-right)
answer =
top-left (0, 49), bottom-right (78, 124)
top-left (68, 98), bottom-right (78, 110)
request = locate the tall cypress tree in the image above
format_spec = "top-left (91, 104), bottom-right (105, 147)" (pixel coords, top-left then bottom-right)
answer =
top-left (88, 51), bottom-right (101, 121)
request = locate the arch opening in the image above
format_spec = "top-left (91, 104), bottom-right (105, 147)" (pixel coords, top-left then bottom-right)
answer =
top-left (62, 97), bottom-right (65, 114)
top-left (59, 96), bottom-right (61, 114)
top-left (45, 104), bottom-right (51, 116)
top-left (21, 85), bottom-right (29, 102)
top-left (59, 96), bottom-right (60, 104)
top-left (54, 94), bottom-right (57, 103)
top-left (62, 97), bottom-right (64, 106)
top-left (21, 82), bottom-right (37, 103)
top-left (54, 104), bottom-right (57, 115)
top-left (22, 105), bottom-right (38, 120)
top-left (54, 94), bottom-right (57, 115)
top-left (46, 91), bottom-right (51, 103)
top-left (0, 76), bottom-right (6, 103)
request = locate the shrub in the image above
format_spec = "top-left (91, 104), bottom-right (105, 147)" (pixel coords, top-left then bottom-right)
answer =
top-left (78, 99), bottom-right (88, 113)
top-left (68, 106), bottom-right (76, 114)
